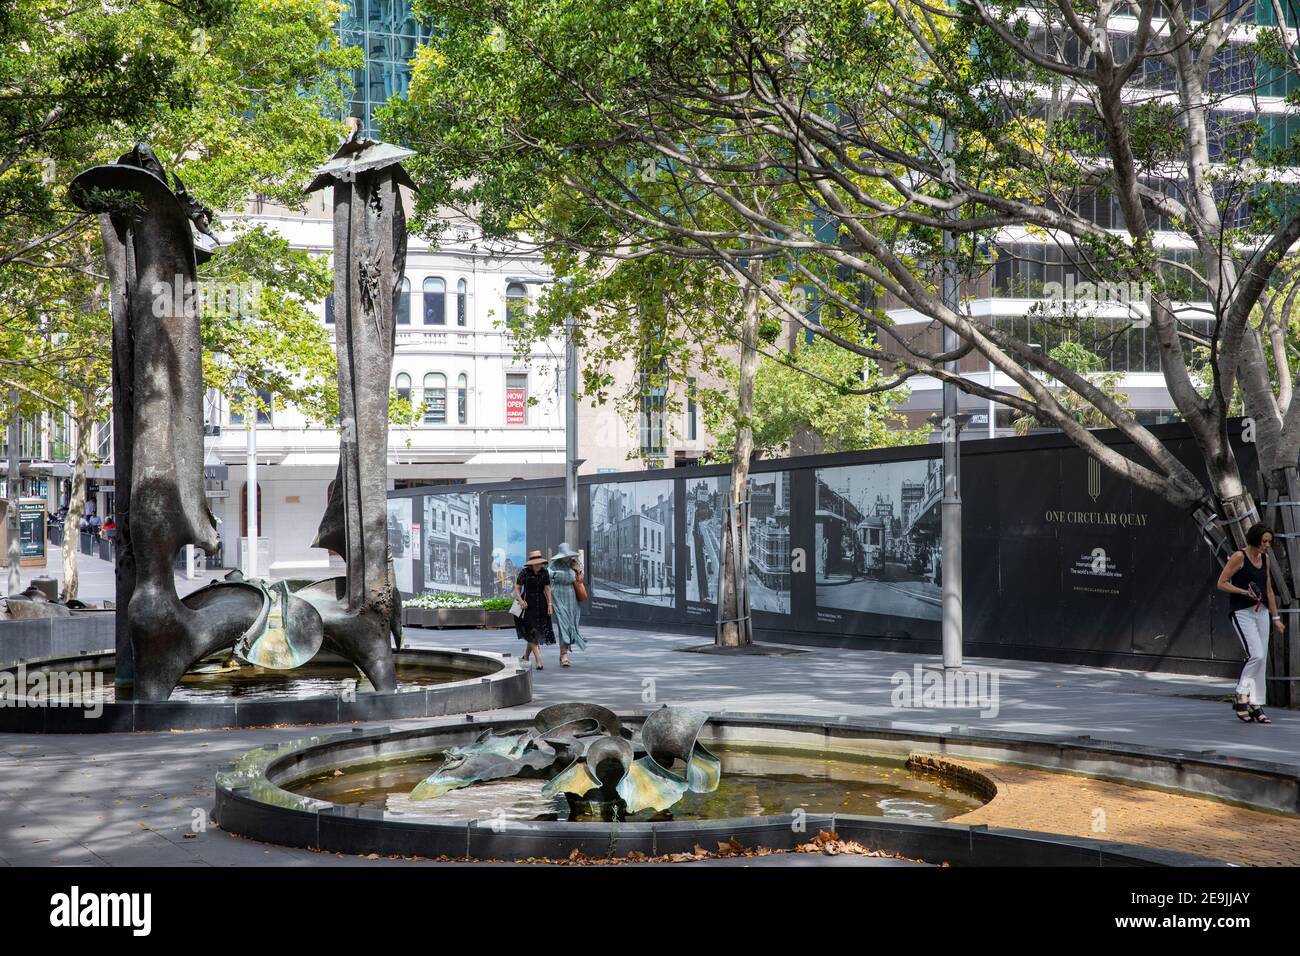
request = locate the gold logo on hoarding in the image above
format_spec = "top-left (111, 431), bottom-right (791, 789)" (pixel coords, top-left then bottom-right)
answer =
top-left (1087, 456), bottom-right (1101, 502)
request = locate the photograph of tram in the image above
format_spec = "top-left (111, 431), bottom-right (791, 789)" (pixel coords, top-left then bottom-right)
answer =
top-left (814, 459), bottom-right (942, 621)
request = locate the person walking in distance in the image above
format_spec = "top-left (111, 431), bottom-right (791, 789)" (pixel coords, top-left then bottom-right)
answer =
top-left (513, 549), bottom-right (555, 670)
top-left (1217, 523), bottom-right (1284, 724)
top-left (548, 543), bottom-right (587, 667)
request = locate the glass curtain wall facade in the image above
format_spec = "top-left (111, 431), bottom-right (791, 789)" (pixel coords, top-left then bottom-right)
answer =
top-left (340, 0), bottom-right (433, 136)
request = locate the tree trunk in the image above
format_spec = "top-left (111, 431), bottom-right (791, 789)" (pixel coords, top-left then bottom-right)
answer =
top-left (718, 273), bottom-right (761, 647)
top-left (60, 402), bottom-right (96, 602)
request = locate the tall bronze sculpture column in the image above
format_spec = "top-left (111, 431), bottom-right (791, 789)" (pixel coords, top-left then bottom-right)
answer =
top-left (71, 146), bottom-right (269, 699)
top-left (296, 132), bottom-right (414, 692)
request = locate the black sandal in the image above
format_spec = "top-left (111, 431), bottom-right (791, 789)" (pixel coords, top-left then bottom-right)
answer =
top-left (1249, 706), bottom-right (1272, 724)
top-left (1234, 701), bottom-right (1253, 723)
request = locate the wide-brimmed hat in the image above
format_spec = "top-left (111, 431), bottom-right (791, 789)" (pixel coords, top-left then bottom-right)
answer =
top-left (525, 549), bottom-right (547, 566)
top-left (551, 542), bottom-right (580, 562)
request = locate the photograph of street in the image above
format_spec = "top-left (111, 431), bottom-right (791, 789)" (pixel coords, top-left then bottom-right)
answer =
top-left (423, 493), bottom-right (480, 594)
top-left (686, 474), bottom-right (790, 613)
top-left (815, 460), bottom-right (942, 621)
top-left (589, 480), bottom-right (675, 607)
top-left (386, 497), bottom-right (413, 594)
top-left (489, 499), bottom-right (527, 597)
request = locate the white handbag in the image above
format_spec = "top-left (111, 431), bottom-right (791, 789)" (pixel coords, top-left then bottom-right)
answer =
top-left (509, 598), bottom-right (525, 618)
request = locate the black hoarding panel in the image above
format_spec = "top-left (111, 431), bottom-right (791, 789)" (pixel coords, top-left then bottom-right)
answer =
top-left (808, 457), bottom-right (944, 643)
top-left (994, 528), bottom-right (1065, 649)
top-left (482, 487), bottom-right (564, 599)
top-left (680, 471), bottom-right (795, 628)
top-left (386, 496), bottom-right (416, 597)
top-left (586, 477), bottom-right (685, 625)
top-left (419, 491), bottom-right (482, 597)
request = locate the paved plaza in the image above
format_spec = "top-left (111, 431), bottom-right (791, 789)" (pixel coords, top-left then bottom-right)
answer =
top-left (2, 549), bottom-right (1296, 867)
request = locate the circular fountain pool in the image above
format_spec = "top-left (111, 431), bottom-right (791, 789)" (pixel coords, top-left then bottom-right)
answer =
top-left (215, 712), bottom-right (1241, 865)
top-left (286, 744), bottom-right (987, 823)
top-left (0, 648), bottom-right (532, 733)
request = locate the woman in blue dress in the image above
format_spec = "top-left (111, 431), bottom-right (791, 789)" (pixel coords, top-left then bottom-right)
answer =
top-left (548, 543), bottom-right (587, 667)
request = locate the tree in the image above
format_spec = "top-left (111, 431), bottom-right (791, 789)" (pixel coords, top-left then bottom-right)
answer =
top-left (1011, 342), bottom-right (1131, 436)
top-left (391, 2), bottom-right (921, 645)
top-left (391, 0), bottom-right (1300, 697)
top-left (704, 334), bottom-right (927, 459)
top-left (0, 0), bottom-right (355, 594)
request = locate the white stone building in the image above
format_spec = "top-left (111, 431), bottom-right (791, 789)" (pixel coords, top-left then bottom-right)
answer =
top-left (207, 194), bottom-right (567, 575)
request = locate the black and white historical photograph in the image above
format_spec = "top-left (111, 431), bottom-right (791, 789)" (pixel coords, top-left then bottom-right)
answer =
top-left (589, 479), bottom-right (675, 607)
top-left (424, 492), bottom-right (481, 594)
top-left (686, 474), bottom-right (790, 613)
top-left (386, 497), bottom-right (413, 595)
top-left (815, 460), bottom-right (942, 621)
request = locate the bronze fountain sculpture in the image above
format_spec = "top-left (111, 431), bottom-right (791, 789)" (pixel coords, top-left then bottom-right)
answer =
top-left (70, 134), bottom-right (411, 700)
top-left (410, 702), bottom-right (722, 818)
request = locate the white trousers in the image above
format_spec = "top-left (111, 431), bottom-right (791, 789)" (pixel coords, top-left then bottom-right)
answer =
top-left (1230, 606), bottom-right (1270, 705)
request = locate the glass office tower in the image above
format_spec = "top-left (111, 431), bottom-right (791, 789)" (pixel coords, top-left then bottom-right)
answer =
top-left (339, 0), bottom-right (432, 136)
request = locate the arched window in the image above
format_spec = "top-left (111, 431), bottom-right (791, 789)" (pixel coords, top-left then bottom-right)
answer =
top-left (324, 293), bottom-right (335, 325)
top-left (423, 372), bottom-right (447, 424)
top-left (456, 278), bottom-right (468, 326)
top-left (423, 277), bottom-right (446, 325)
top-left (396, 277), bottom-right (410, 325)
top-left (395, 372), bottom-right (411, 403)
top-left (457, 373), bottom-right (468, 425)
top-left (505, 282), bottom-right (528, 329)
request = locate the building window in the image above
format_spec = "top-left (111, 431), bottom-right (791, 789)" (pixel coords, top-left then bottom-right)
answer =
top-left (687, 377), bottom-right (698, 441)
top-left (457, 373), bottom-right (468, 425)
top-left (423, 373), bottom-right (447, 424)
top-left (505, 372), bottom-right (528, 425)
top-left (96, 420), bottom-right (112, 460)
top-left (505, 282), bottom-right (528, 329)
top-left (230, 389), bottom-right (273, 426)
top-left (395, 372), bottom-right (411, 403)
top-left (423, 277), bottom-right (446, 325)
top-left (324, 293), bottom-right (335, 325)
top-left (639, 371), bottom-right (666, 458)
top-left (396, 277), bottom-right (410, 325)
top-left (456, 278), bottom-right (467, 326)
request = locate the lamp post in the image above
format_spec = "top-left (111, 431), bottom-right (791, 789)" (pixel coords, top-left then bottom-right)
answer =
top-left (564, 309), bottom-right (582, 550)
top-left (6, 390), bottom-right (20, 595)
top-left (240, 383), bottom-right (258, 580)
top-left (941, 125), bottom-right (963, 671)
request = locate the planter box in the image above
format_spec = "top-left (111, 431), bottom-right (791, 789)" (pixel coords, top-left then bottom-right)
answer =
top-left (484, 610), bottom-right (514, 629)
top-left (401, 607), bottom-right (515, 629)
top-left (435, 607), bottom-right (483, 629)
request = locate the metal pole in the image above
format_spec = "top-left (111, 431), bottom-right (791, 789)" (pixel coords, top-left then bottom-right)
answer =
top-left (6, 391), bottom-right (20, 595)
top-left (988, 358), bottom-right (996, 440)
top-left (941, 126), bottom-right (963, 671)
top-left (563, 311), bottom-right (580, 551)
top-left (245, 407), bottom-right (258, 579)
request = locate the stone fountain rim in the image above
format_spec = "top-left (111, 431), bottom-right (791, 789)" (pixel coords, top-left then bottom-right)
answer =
top-left (212, 711), bottom-right (1285, 866)
top-left (0, 647), bottom-right (532, 733)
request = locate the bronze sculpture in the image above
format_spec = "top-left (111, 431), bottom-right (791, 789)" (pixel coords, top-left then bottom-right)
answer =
top-left (71, 146), bottom-right (267, 699)
top-left (295, 132), bottom-right (414, 692)
top-left (70, 135), bottom-right (412, 699)
top-left (410, 703), bottom-right (722, 817)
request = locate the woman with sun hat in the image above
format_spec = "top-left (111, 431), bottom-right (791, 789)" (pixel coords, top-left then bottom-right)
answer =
top-left (513, 549), bottom-right (555, 670)
top-left (548, 543), bottom-right (587, 667)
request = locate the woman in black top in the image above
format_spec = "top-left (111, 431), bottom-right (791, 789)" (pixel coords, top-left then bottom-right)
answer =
top-left (1216, 523), bottom-right (1283, 723)
top-left (514, 549), bottom-right (555, 670)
